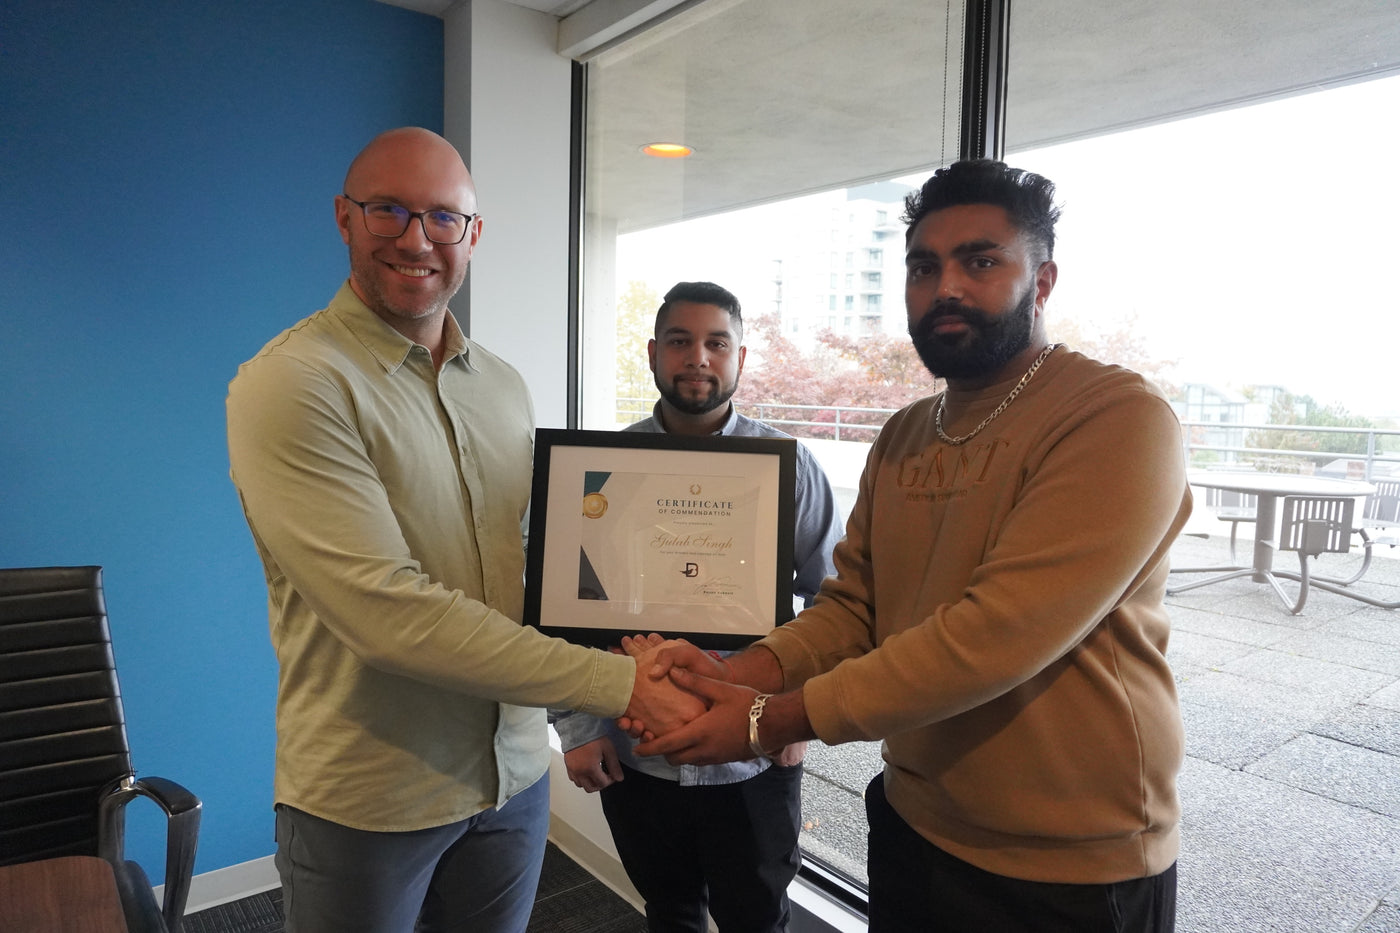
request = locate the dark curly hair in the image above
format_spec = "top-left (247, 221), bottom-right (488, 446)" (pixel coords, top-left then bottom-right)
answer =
top-left (655, 281), bottom-right (742, 339)
top-left (902, 160), bottom-right (1061, 261)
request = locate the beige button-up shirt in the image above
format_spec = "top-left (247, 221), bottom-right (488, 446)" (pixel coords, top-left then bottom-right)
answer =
top-left (227, 283), bottom-right (633, 831)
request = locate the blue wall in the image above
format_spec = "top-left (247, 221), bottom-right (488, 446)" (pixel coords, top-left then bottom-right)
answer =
top-left (1, 0), bottom-right (443, 875)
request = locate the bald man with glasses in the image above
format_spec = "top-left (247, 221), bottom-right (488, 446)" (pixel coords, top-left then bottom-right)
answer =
top-left (227, 127), bottom-right (700, 933)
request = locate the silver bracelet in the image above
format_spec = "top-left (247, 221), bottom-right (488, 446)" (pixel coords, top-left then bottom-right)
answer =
top-left (747, 693), bottom-right (774, 760)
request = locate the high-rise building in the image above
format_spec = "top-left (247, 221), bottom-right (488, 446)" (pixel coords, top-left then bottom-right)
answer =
top-left (767, 181), bottom-right (913, 350)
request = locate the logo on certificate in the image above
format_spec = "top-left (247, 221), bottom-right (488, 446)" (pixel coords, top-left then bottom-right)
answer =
top-left (681, 562), bottom-right (700, 577)
top-left (582, 492), bottom-right (608, 519)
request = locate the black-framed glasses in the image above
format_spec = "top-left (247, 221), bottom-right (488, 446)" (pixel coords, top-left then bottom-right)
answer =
top-left (342, 195), bottom-right (477, 245)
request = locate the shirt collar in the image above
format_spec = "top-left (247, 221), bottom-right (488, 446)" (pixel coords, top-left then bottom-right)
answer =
top-left (651, 400), bottom-right (740, 436)
top-left (329, 280), bottom-right (473, 374)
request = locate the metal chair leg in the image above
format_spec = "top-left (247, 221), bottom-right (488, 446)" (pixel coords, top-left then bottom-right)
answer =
top-left (1263, 556), bottom-right (1311, 615)
top-left (1167, 568), bottom-right (1255, 595)
top-left (1308, 528), bottom-right (1374, 587)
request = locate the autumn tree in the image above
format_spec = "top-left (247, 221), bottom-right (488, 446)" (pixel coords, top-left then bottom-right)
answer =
top-left (735, 308), bottom-right (1186, 441)
top-left (614, 281), bottom-right (660, 419)
top-left (816, 329), bottom-right (938, 410)
top-left (738, 314), bottom-right (937, 439)
top-left (1248, 392), bottom-right (1379, 471)
top-left (1048, 312), bottom-right (1179, 398)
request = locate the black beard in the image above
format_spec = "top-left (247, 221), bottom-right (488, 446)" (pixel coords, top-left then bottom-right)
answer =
top-left (908, 285), bottom-right (1037, 380)
top-left (656, 374), bottom-right (737, 416)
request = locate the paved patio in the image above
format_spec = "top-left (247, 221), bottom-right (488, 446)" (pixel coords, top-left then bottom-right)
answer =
top-left (1163, 529), bottom-right (1400, 932)
top-left (796, 526), bottom-right (1400, 933)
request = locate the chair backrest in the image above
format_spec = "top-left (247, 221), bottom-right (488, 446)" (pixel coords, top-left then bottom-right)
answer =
top-left (1364, 479), bottom-right (1400, 526)
top-left (0, 567), bottom-right (133, 866)
top-left (1204, 486), bottom-right (1257, 516)
top-left (1279, 496), bottom-right (1356, 557)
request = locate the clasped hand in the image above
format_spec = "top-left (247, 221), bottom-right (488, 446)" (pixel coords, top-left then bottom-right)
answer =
top-left (620, 634), bottom-right (711, 735)
top-left (615, 634), bottom-right (771, 767)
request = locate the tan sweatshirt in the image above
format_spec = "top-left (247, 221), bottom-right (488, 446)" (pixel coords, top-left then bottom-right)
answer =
top-left (761, 347), bottom-right (1189, 884)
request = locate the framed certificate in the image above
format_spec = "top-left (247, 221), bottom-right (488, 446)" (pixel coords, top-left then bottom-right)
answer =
top-left (524, 428), bottom-right (797, 650)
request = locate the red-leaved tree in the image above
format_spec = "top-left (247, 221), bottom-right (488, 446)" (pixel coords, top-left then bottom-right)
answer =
top-left (737, 314), bottom-right (938, 439)
top-left (735, 310), bottom-right (1181, 440)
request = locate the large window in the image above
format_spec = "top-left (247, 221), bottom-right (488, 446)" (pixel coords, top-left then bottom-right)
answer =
top-left (578, 0), bottom-right (964, 432)
top-left (579, 0), bottom-right (964, 892)
top-left (576, 0), bottom-right (1400, 901)
top-left (1003, 73), bottom-right (1400, 420)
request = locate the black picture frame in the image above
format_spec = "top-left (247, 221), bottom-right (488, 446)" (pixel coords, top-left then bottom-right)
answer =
top-left (523, 428), bottom-right (797, 650)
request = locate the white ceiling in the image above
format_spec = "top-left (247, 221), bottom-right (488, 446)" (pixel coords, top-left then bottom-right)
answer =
top-left (378, 0), bottom-right (1400, 232)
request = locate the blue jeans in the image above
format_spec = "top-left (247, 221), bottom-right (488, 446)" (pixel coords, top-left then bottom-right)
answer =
top-left (274, 773), bottom-right (550, 933)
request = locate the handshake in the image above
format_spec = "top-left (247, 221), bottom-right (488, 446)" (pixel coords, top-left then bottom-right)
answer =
top-left (566, 634), bottom-right (808, 793)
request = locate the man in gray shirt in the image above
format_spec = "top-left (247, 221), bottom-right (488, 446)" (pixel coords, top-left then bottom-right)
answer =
top-left (555, 281), bottom-right (843, 932)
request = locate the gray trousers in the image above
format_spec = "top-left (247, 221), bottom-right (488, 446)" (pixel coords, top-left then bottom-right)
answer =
top-left (273, 773), bottom-right (550, 933)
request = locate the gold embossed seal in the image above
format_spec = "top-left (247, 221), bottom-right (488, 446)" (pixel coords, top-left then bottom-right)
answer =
top-left (582, 492), bottom-right (608, 519)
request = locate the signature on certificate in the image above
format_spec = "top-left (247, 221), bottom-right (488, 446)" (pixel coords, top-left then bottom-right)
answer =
top-left (690, 575), bottom-right (740, 599)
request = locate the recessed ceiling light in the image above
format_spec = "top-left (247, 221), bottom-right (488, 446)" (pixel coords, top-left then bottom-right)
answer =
top-left (642, 142), bottom-right (693, 158)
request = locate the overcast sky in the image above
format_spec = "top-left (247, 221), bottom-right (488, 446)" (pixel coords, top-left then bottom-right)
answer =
top-left (1010, 72), bottom-right (1400, 420)
top-left (617, 72), bottom-right (1400, 420)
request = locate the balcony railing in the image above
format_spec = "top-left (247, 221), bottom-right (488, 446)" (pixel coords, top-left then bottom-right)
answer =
top-left (616, 401), bottom-right (1400, 479)
top-left (1179, 419), bottom-right (1400, 481)
top-left (617, 398), bottom-right (895, 442)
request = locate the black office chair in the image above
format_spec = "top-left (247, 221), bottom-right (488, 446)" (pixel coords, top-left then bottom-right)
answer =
top-left (0, 566), bottom-right (201, 932)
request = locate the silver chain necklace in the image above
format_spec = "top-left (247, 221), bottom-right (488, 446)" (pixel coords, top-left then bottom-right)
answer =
top-left (934, 343), bottom-right (1061, 446)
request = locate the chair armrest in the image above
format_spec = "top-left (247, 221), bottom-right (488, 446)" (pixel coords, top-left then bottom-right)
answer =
top-left (111, 857), bottom-right (167, 933)
top-left (98, 776), bottom-right (203, 933)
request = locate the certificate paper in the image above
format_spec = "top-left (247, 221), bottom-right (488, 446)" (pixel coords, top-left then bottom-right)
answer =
top-left (525, 429), bottom-right (796, 650)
